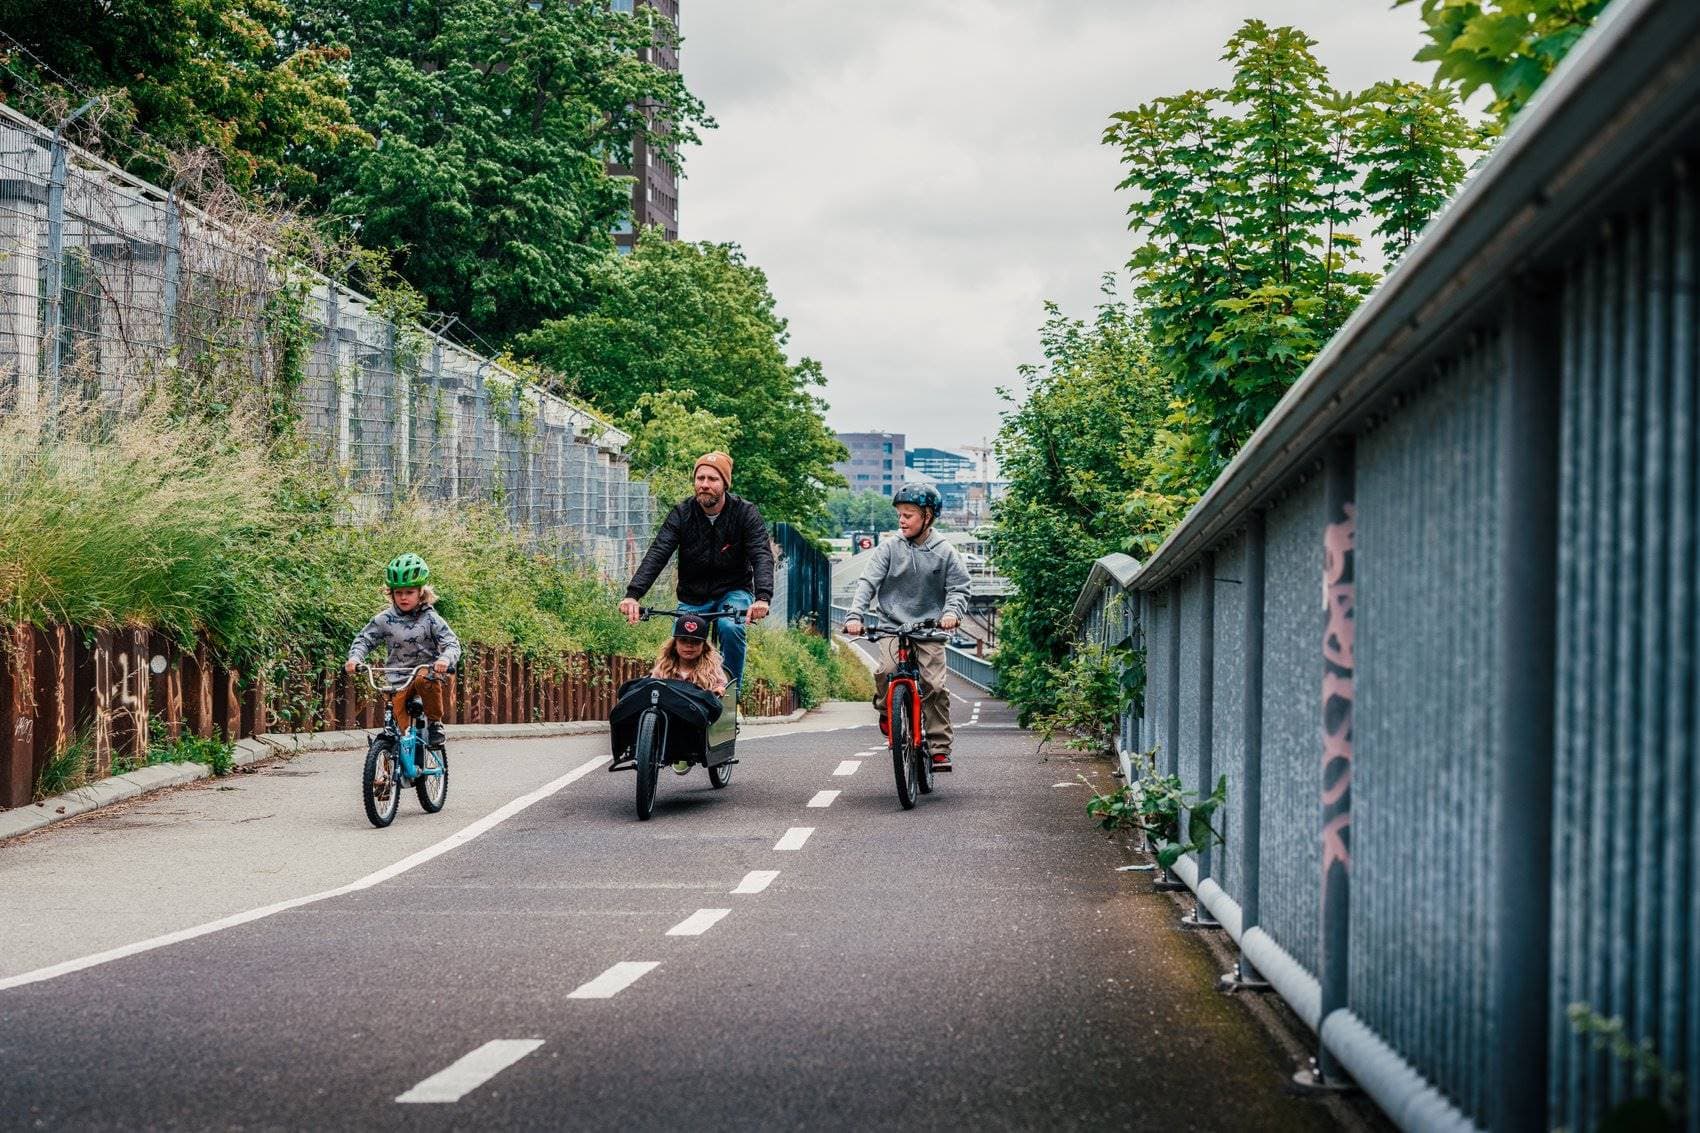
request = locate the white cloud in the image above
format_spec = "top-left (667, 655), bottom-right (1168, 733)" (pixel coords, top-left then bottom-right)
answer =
top-left (678, 2), bottom-right (1435, 456)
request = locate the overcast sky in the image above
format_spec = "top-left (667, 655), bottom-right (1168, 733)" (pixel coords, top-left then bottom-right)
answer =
top-left (677, 3), bottom-right (1436, 459)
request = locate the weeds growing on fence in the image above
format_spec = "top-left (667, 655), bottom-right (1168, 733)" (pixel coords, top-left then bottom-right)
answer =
top-left (34, 735), bottom-right (93, 800)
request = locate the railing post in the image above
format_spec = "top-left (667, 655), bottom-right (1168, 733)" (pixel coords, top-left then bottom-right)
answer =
top-left (1183, 553), bottom-right (1220, 928)
top-left (1489, 279), bottom-right (1559, 1132)
top-left (161, 191), bottom-right (181, 345)
top-left (1223, 512), bottom-right (1271, 990)
top-left (1314, 437), bottom-right (1357, 1087)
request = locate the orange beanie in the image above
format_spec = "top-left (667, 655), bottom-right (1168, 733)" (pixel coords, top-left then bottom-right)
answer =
top-left (694, 451), bottom-right (733, 489)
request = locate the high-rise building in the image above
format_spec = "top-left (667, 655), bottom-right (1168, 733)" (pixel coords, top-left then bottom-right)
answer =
top-left (609, 0), bottom-right (680, 254)
top-left (835, 432), bottom-right (906, 496)
top-left (905, 447), bottom-right (974, 480)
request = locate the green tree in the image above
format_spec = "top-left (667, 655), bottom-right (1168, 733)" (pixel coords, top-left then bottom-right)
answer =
top-left (1104, 21), bottom-right (1376, 494)
top-left (1353, 80), bottom-right (1479, 260)
top-left (1397, 0), bottom-right (1610, 128)
top-left (297, 0), bottom-right (711, 343)
top-left (621, 389), bottom-right (736, 508)
top-left (518, 233), bottom-right (846, 526)
top-left (0, 0), bottom-right (363, 195)
top-left (992, 284), bottom-right (1167, 722)
top-left (820, 489), bottom-right (896, 537)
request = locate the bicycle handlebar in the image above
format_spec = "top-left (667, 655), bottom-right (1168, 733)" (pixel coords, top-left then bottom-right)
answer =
top-left (857, 620), bottom-right (950, 643)
top-left (356, 662), bottom-right (448, 691)
top-left (638, 606), bottom-right (750, 625)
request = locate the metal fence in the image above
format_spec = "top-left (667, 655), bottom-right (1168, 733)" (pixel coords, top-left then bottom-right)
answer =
top-left (1071, 2), bottom-right (1700, 1130)
top-left (0, 103), bottom-right (651, 578)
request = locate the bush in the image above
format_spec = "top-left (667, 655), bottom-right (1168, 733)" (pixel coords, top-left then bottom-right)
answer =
top-left (742, 625), bottom-right (872, 710)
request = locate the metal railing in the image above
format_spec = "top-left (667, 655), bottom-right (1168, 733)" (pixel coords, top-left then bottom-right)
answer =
top-left (1072, 2), bottom-right (1700, 1129)
top-left (0, 103), bottom-right (652, 579)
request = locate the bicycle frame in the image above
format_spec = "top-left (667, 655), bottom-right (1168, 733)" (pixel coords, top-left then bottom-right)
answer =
top-left (861, 621), bottom-right (949, 754)
top-left (359, 663), bottom-right (447, 782)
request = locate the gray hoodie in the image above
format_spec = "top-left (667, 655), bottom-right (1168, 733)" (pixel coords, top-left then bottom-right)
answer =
top-left (348, 604), bottom-right (463, 689)
top-left (848, 532), bottom-right (971, 627)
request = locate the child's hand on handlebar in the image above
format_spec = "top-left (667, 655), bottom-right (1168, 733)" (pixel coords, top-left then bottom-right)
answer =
top-left (940, 614), bottom-right (960, 630)
top-left (432, 659), bottom-right (449, 674)
top-left (843, 618), bottom-right (863, 637)
top-left (345, 659), bottom-right (358, 673)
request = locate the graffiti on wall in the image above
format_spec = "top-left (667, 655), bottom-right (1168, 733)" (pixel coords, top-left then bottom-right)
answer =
top-left (1322, 501), bottom-right (1355, 875)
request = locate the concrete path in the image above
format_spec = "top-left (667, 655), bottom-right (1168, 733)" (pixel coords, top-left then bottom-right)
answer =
top-left (0, 691), bottom-right (1383, 1130)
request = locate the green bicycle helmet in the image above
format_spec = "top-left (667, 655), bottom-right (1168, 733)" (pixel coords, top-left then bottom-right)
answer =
top-left (891, 482), bottom-right (943, 521)
top-left (385, 552), bottom-right (430, 588)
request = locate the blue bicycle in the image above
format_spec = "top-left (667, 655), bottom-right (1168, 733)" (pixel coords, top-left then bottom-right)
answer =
top-left (359, 663), bottom-right (449, 828)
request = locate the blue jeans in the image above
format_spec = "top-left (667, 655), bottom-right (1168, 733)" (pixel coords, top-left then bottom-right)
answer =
top-left (678, 589), bottom-right (752, 692)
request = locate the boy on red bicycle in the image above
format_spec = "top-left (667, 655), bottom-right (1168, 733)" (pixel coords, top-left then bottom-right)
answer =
top-left (842, 483), bottom-right (971, 769)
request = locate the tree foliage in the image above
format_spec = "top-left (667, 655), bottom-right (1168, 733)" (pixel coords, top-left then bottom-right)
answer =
top-left (1103, 19), bottom-right (1476, 499)
top-left (518, 233), bottom-right (846, 525)
top-left (1396, 0), bottom-right (1610, 127)
top-left (818, 489), bottom-right (896, 538)
top-left (0, 0), bottom-right (363, 195)
top-left (620, 389), bottom-right (737, 508)
top-left (297, 0), bottom-right (711, 344)
top-left (991, 284), bottom-right (1166, 723)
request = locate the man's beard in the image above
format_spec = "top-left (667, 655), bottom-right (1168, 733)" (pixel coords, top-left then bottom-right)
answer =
top-left (697, 489), bottom-right (723, 507)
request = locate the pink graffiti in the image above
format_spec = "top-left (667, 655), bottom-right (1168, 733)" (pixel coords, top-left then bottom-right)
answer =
top-left (1321, 502), bottom-right (1355, 874)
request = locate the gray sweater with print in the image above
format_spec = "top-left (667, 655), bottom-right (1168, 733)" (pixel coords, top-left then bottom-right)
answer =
top-left (848, 533), bottom-right (971, 627)
top-left (347, 604), bottom-right (463, 688)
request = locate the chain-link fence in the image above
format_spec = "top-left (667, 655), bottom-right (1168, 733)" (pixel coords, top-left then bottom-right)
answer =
top-left (0, 103), bottom-right (652, 578)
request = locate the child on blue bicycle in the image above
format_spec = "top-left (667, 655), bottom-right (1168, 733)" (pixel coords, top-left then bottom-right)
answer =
top-left (344, 553), bottom-right (462, 750)
top-left (843, 483), bottom-right (971, 769)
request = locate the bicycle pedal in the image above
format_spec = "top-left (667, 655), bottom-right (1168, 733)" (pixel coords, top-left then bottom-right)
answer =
top-left (608, 759), bottom-right (635, 772)
top-left (931, 760), bottom-right (954, 772)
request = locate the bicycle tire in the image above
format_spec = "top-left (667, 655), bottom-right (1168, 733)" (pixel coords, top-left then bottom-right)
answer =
top-left (362, 736), bottom-right (400, 828)
top-left (892, 689), bottom-right (918, 810)
top-left (415, 743), bottom-right (449, 813)
top-left (635, 710), bottom-right (661, 820)
top-left (917, 723), bottom-right (935, 795)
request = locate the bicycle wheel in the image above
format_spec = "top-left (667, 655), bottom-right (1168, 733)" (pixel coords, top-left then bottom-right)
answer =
top-left (708, 758), bottom-right (733, 789)
top-left (917, 729), bottom-right (935, 796)
top-left (891, 689), bottom-right (918, 810)
top-left (634, 710), bottom-right (661, 820)
top-left (415, 742), bottom-right (449, 813)
top-left (362, 736), bottom-right (400, 828)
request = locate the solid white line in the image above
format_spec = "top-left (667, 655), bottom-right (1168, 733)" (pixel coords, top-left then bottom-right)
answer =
top-left (568, 961), bottom-right (659, 999)
top-left (833, 760), bottom-right (861, 776)
top-left (396, 1039), bottom-right (543, 1104)
top-left (948, 690), bottom-right (973, 705)
top-left (774, 826), bottom-right (814, 851)
top-left (806, 790), bottom-right (840, 808)
top-left (732, 870), bottom-right (779, 894)
top-left (0, 755), bottom-right (609, 994)
top-left (667, 908), bottom-right (731, 937)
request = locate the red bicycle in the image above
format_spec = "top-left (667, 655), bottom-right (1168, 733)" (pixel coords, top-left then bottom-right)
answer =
top-left (860, 620), bottom-right (951, 809)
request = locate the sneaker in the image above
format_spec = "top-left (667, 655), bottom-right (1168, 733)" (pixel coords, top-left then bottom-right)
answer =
top-left (426, 723), bottom-right (446, 748)
top-left (931, 753), bottom-right (954, 772)
top-left (672, 760), bottom-right (691, 775)
top-left (879, 716), bottom-right (890, 739)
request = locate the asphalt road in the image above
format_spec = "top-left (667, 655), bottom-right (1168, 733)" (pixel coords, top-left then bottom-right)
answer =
top-left (0, 681), bottom-right (1357, 1132)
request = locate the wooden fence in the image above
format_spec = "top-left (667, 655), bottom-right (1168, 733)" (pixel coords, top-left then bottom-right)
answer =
top-left (0, 625), bottom-right (799, 808)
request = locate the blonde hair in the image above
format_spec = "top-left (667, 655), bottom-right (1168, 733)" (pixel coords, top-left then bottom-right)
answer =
top-left (651, 637), bottom-right (728, 693)
top-left (385, 583), bottom-right (439, 608)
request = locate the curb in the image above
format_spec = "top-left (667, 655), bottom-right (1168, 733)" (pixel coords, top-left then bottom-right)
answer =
top-left (0, 708), bottom-right (821, 844)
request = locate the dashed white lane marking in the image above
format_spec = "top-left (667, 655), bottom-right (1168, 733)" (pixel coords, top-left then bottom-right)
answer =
top-left (568, 961), bottom-right (659, 999)
top-left (974, 701), bottom-right (983, 709)
top-left (396, 1039), bottom-right (544, 1104)
top-left (833, 760), bottom-right (862, 776)
top-left (806, 790), bottom-right (840, 808)
top-left (949, 689), bottom-right (974, 705)
top-left (732, 870), bottom-right (779, 894)
top-left (0, 755), bottom-right (609, 994)
top-left (774, 826), bottom-right (815, 851)
top-left (667, 909), bottom-right (732, 937)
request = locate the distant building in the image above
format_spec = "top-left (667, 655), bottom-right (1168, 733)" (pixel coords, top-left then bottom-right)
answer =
top-left (608, 0), bottom-right (680, 253)
top-left (906, 447), bottom-right (974, 480)
top-left (835, 432), bottom-right (906, 496)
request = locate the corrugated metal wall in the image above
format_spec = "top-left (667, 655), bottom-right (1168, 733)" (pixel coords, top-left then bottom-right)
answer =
top-left (1353, 338), bottom-right (1503, 1123)
top-left (1550, 166), bottom-right (1699, 1132)
top-left (1257, 475), bottom-right (1326, 976)
top-left (1210, 534), bottom-right (1248, 903)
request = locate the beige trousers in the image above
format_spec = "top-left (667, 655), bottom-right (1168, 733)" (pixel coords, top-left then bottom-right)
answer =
top-left (875, 638), bottom-right (953, 757)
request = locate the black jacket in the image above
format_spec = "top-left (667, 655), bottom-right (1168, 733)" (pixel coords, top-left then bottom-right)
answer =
top-left (626, 493), bottom-right (775, 606)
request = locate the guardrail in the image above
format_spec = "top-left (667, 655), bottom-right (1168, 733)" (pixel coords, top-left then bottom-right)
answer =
top-left (1070, 2), bottom-right (1700, 1129)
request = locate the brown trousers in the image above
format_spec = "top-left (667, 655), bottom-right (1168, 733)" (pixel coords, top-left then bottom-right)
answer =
top-left (874, 638), bottom-right (953, 757)
top-left (390, 672), bottom-right (446, 734)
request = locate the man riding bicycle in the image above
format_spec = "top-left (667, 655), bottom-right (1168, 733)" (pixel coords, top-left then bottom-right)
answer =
top-left (844, 483), bottom-right (971, 770)
top-left (620, 451), bottom-right (773, 690)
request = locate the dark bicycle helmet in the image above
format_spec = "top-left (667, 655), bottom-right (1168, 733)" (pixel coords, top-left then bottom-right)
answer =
top-left (891, 482), bottom-right (942, 520)
top-left (673, 613), bottom-right (710, 642)
top-left (385, 552), bottom-right (430, 588)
